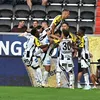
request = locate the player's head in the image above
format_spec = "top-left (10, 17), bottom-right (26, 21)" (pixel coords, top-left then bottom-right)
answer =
top-left (62, 9), bottom-right (70, 19)
top-left (62, 29), bottom-right (69, 38)
top-left (41, 20), bottom-right (48, 29)
top-left (36, 25), bottom-right (43, 33)
top-left (31, 28), bottom-right (39, 38)
top-left (78, 27), bottom-right (86, 37)
top-left (54, 30), bottom-right (62, 37)
top-left (61, 22), bottom-right (69, 30)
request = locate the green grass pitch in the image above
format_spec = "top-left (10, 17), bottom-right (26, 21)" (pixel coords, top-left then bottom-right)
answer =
top-left (0, 86), bottom-right (100, 100)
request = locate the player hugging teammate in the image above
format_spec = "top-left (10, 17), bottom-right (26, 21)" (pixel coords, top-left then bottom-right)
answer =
top-left (20, 9), bottom-right (95, 90)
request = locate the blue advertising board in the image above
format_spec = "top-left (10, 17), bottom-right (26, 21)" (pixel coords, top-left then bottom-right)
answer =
top-left (0, 33), bottom-right (31, 86)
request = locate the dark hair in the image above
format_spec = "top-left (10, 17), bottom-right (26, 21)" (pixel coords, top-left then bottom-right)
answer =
top-left (78, 27), bottom-right (86, 34)
top-left (54, 30), bottom-right (62, 35)
top-left (33, 20), bottom-right (38, 23)
top-left (62, 29), bottom-right (69, 37)
top-left (36, 25), bottom-right (42, 29)
top-left (62, 9), bottom-right (69, 12)
top-left (62, 21), bottom-right (69, 27)
top-left (31, 28), bottom-right (37, 36)
top-left (42, 20), bottom-right (48, 25)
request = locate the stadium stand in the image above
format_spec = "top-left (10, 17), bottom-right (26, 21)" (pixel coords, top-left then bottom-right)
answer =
top-left (0, 4), bottom-right (13, 18)
top-left (48, 0), bottom-right (64, 3)
top-left (65, 0), bottom-right (80, 4)
top-left (81, 0), bottom-right (96, 4)
top-left (47, 5), bottom-right (62, 18)
top-left (31, 5), bottom-right (46, 18)
top-left (80, 6), bottom-right (95, 20)
top-left (0, 20), bottom-right (11, 32)
top-left (66, 21), bottom-right (77, 34)
top-left (0, 0), bottom-right (97, 34)
top-left (79, 21), bottom-right (94, 34)
top-left (14, 4), bottom-right (30, 18)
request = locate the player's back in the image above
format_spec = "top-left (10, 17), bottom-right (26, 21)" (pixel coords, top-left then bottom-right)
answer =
top-left (59, 38), bottom-right (73, 57)
top-left (39, 29), bottom-right (49, 45)
top-left (24, 33), bottom-right (36, 52)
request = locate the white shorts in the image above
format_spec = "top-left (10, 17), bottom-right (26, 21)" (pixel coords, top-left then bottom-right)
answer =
top-left (81, 59), bottom-right (90, 68)
top-left (57, 57), bottom-right (74, 72)
top-left (22, 51), bottom-right (39, 68)
top-left (41, 53), bottom-right (51, 66)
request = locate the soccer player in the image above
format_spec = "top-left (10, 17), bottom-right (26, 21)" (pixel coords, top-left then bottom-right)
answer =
top-left (90, 59), bottom-right (100, 89)
top-left (77, 28), bottom-right (91, 90)
top-left (36, 25), bottom-right (52, 87)
top-left (19, 28), bottom-right (48, 87)
top-left (50, 30), bottom-right (75, 88)
top-left (50, 9), bottom-right (70, 34)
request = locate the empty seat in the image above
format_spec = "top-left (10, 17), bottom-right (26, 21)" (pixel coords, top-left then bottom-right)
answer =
top-left (47, 5), bottom-right (62, 18)
top-left (32, 0), bottom-right (42, 5)
top-left (0, 20), bottom-right (11, 32)
top-left (16, 0), bottom-right (27, 5)
top-left (65, 0), bottom-right (80, 4)
top-left (64, 6), bottom-right (78, 19)
top-left (82, 0), bottom-right (96, 4)
top-left (49, 0), bottom-right (64, 3)
top-left (80, 6), bottom-right (95, 20)
top-left (79, 21), bottom-right (94, 34)
top-left (31, 5), bottom-right (46, 18)
top-left (14, 4), bottom-right (30, 18)
top-left (66, 21), bottom-right (77, 34)
top-left (0, 4), bottom-right (13, 18)
top-left (0, 0), bottom-right (4, 4)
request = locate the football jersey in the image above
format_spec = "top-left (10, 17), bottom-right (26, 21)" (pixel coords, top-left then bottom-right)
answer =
top-left (69, 32), bottom-right (77, 43)
top-left (50, 15), bottom-right (64, 32)
top-left (24, 33), bottom-right (41, 52)
top-left (59, 38), bottom-right (73, 58)
top-left (81, 36), bottom-right (89, 53)
top-left (39, 29), bottom-right (50, 45)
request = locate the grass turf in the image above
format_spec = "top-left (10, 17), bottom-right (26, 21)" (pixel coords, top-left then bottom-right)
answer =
top-left (0, 86), bottom-right (100, 100)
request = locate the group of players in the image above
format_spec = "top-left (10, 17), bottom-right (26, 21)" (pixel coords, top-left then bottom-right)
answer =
top-left (19, 9), bottom-right (100, 90)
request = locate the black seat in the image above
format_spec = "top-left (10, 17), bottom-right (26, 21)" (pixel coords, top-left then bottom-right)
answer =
top-left (14, 4), bottom-right (30, 18)
top-left (80, 6), bottom-right (95, 20)
top-left (31, 5), bottom-right (46, 18)
top-left (64, 6), bottom-right (78, 19)
top-left (0, 4), bottom-right (13, 18)
top-left (79, 21), bottom-right (94, 34)
top-left (49, 0), bottom-right (64, 3)
top-left (0, 20), bottom-right (11, 32)
top-left (66, 21), bottom-right (77, 34)
top-left (82, 0), bottom-right (96, 4)
top-left (65, 0), bottom-right (80, 4)
top-left (47, 5), bottom-right (62, 18)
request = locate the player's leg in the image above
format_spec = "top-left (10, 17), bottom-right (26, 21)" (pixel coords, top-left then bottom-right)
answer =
top-left (90, 74), bottom-right (97, 88)
top-left (77, 63), bottom-right (83, 88)
top-left (31, 57), bottom-right (43, 87)
top-left (42, 54), bottom-right (51, 87)
top-left (68, 69), bottom-right (74, 89)
top-left (56, 60), bottom-right (62, 87)
top-left (81, 57), bottom-right (91, 90)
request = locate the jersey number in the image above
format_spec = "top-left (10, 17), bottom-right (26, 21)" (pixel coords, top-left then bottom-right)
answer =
top-left (63, 42), bottom-right (71, 50)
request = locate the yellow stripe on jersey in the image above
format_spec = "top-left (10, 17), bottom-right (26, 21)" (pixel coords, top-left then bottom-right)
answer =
top-left (77, 36), bottom-right (84, 48)
top-left (34, 37), bottom-right (41, 47)
top-left (52, 15), bottom-right (62, 26)
top-left (53, 39), bottom-right (60, 44)
top-left (69, 32), bottom-right (77, 43)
